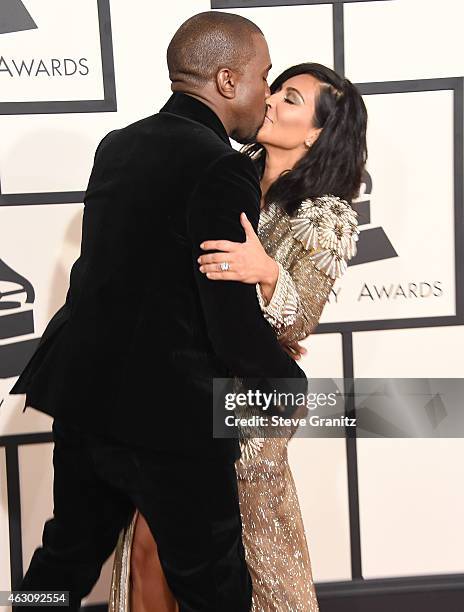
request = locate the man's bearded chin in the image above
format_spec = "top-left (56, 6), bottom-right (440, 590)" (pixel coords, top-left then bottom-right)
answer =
top-left (231, 122), bottom-right (263, 145)
top-left (231, 112), bottom-right (266, 145)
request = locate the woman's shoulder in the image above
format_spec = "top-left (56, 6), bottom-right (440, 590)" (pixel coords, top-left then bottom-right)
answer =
top-left (289, 195), bottom-right (360, 279)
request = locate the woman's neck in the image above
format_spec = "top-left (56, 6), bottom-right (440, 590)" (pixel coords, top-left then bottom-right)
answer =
top-left (260, 146), bottom-right (304, 209)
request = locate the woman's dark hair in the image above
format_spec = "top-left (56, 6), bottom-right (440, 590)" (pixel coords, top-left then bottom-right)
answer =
top-left (243, 62), bottom-right (368, 215)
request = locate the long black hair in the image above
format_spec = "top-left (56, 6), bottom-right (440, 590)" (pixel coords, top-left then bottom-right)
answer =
top-left (243, 63), bottom-right (368, 215)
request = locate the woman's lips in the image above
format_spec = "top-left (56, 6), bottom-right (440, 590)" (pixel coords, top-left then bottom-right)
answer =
top-left (264, 115), bottom-right (273, 123)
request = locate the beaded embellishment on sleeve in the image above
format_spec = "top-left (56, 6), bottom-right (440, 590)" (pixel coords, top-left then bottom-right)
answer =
top-left (256, 262), bottom-right (299, 330)
top-left (289, 195), bottom-right (359, 279)
top-left (239, 437), bottom-right (265, 462)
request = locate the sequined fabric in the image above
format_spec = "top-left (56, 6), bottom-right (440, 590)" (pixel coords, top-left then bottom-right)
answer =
top-left (235, 435), bottom-right (319, 611)
top-left (108, 512), bottom-right (136, 612)
top-left (234, 199), bottom-right (346, 612)
top-left (109, 196), bottom-right (358, 611)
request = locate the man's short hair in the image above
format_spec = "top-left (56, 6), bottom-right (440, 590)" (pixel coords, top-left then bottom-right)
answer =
top-left (167, 11), bottom-right (263, 87)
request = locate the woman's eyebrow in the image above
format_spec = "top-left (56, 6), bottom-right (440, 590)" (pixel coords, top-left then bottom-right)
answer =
top-left (286, 87), bottom-right (305, 103)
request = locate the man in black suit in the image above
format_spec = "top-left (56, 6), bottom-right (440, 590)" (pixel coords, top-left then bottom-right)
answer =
top-left (10, 11), bottom-right (306, 611)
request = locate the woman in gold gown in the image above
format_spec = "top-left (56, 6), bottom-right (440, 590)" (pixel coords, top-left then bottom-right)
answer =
top-left (110, 62), bottom-right (367, 612)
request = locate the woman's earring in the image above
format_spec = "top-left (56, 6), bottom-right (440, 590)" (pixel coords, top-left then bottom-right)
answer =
top-left (304, 139), bottom-right (312, 149)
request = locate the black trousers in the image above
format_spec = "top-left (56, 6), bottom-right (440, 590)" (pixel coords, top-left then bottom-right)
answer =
top-left (19, 419), bottom-right (252, 611)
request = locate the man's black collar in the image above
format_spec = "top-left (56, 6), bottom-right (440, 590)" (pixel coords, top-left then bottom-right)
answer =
top-left (160, 92), bottom-right (230, 146)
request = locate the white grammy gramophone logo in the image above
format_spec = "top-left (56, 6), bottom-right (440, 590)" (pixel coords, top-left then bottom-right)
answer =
top-left (0, 0), bottom-right (36, 36)
top-left (0, 258), bottom-right (38, 378)
top-left (351, 170), bottom-right (397, 267)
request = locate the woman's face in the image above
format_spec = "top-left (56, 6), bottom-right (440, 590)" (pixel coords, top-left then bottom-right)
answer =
top-left (256, 73), bottom-right (322, 151)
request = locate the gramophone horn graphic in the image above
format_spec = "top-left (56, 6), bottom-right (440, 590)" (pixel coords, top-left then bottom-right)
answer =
top-left (0, 0), bottom-right (37, 35)
top-left (0, 258), bottom-right (40, 379)
top-left (349, 170), bottom-right (398, 267)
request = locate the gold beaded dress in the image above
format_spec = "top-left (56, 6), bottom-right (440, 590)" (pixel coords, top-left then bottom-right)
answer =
top-left (109, 195), bottom-right (359, 612)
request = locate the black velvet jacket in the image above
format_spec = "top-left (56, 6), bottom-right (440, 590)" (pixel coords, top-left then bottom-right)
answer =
top-left (10, 93), bottom-right (305, 461)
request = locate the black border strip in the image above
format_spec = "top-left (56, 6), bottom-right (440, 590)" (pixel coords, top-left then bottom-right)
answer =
top-left (0, 432), bottom-right (53, 447)
top-left (5, 443), bottom-right (23, 588)
top-left (317, 315), bottom-right (460, 334)
top-left (316, 573), bottom-right (464, 597)
top-left (212, 0), bottom-right (390, 7)
top-left (0, 0), bottom-right (117, 116)
top-left (453, 78), bottom-right (463, 321)
top-left (316, 574), bottom-right (464, 611)
top-left (97, 0), bottom-right (116, 111)
top-left (359, 76), bottom-right (463, 94)
top-left (333, 3), bottom-right (345, 76)
top-left (0, 188), bottom-right (84, 207)
top-left (342, 332), bottom-right (362, 580)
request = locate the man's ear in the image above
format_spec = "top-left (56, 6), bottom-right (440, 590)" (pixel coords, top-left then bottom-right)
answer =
top-left (216, 68), bottom-right (236, 99)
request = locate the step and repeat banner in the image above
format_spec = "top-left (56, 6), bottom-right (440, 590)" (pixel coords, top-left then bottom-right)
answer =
top-left (0, 0), bottom-right (463, 606)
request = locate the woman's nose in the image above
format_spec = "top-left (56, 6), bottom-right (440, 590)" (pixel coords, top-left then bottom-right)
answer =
top-left (266, 91), bottom-right (278, 106)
